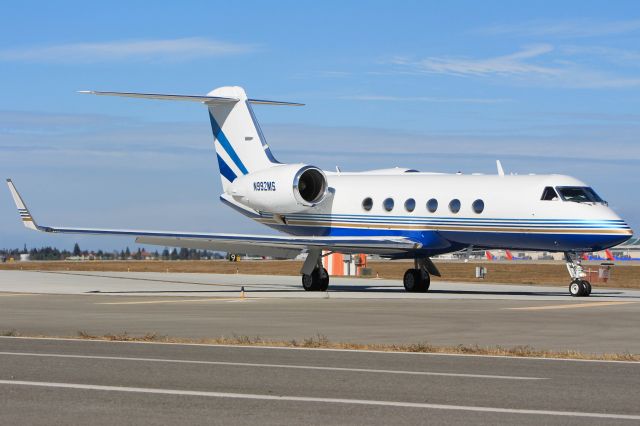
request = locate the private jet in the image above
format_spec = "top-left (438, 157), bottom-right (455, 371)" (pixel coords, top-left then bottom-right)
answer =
top-left (7, 86), bottom-right (633, 297)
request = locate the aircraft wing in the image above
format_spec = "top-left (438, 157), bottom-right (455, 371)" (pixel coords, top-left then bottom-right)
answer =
top-left (6, 179), bottom-right (420, 258)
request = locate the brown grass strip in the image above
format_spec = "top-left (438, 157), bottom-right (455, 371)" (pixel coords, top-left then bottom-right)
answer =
top-left (2, 330), bottom-right (637, 362)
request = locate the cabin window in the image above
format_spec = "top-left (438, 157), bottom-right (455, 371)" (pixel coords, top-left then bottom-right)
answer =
top-left (541, 186), bottom-right (559, 201)
top-left (426, 198), bottom-right (438, 213)
top-left (383, 198), bottom-right (394, 212)
top-left (362, 197), bottom-right (373, 211)
top-left (472, 199), bottom-right (484, 214)
top-left (404, 198), bottom-right (416, 212)
top-left (556, 186), bottom-right (605, 204)
top-left (449, 199), bottom-right (461, 213)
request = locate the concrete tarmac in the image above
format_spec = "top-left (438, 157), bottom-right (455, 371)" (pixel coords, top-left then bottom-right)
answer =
top-left (0, 337), bottom-right (638, 425)
top-left (0, 270), bottom-right (639, 353)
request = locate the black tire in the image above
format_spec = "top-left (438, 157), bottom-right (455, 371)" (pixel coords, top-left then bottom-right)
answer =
top-left (319, 267), bottom-right (329, 291)
top-left (421, 270), bottom-right (431, 292)
top-left (569, 279), bottom-right (585, 297)
top-left (582, 280), bottom-right (592, 296)
top-left (302, 267), bottom-right (328, 291)
top-left (403, 269), bottom-right (419, 292)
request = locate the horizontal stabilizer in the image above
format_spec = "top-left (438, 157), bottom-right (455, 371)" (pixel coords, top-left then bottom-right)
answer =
top-left (79, 91), bottom-right (304, 106)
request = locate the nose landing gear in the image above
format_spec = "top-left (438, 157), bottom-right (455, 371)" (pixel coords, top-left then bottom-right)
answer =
top-left (565, 253), bottom-right (591, 297)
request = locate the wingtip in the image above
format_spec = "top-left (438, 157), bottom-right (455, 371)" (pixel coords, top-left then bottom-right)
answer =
top-left (77, 90), bottom-right (94, 94)
top-left (6, 178), bottom-right (12, 183)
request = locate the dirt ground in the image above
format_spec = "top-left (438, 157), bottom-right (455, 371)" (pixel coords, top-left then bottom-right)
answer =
top-left (1, 259), bottom-right (638, 289)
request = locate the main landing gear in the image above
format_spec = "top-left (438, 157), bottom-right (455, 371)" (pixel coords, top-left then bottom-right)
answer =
top-left (300, 249), bottom-right (329, 291)
top-left (302, 266), bottom-right (329, 291)
top-left (403, 257), bottom-right (440, 293)
top-left (403, 268), bottom-right (430, 292)
top-left (565, 252), bottom-right (592, 297)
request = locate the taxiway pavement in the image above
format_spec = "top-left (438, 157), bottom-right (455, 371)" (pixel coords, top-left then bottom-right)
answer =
top-left (0, 270), bottom-right (639, 353)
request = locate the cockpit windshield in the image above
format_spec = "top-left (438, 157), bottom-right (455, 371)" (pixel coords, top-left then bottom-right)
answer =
top-left (556, 186), bottom-right (606, 204)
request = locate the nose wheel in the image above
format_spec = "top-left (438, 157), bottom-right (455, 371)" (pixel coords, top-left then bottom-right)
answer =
top-left (565, 253), bottom-right (591, 297)
top-left (569, 279), bottom-right (592, 297)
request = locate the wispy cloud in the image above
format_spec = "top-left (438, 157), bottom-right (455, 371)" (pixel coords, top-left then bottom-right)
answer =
top-left (340, 95), bottom-right (510, 104)
top-left (390, 44), bottom-right (640, 89)
top-left (477, 18), bottom-right (640, 38)
top-left (402, 44), bottom-right (558, 77)
top-left (0, 37), bottom-right (255, 63)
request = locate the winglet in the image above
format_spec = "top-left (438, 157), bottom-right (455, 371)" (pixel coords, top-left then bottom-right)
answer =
top-left (6, 179), bottom-right (39, 230)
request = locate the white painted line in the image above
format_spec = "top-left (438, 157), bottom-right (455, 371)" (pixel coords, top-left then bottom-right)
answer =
top-left (0, 351), bottom-right (544, 380)
top-left (1, 336), bottom-right (638, 364)
top-left (1, 380), bottom-right (639, 420)
top-left (506, 301), bottom-right (637, 311)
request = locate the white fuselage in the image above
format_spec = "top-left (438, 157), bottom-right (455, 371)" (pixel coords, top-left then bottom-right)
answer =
top-left (225, 170), bottom-right (632, 257)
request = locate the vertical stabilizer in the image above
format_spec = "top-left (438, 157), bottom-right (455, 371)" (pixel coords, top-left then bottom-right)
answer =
top-left (207, 86), bottom-right (279, 191)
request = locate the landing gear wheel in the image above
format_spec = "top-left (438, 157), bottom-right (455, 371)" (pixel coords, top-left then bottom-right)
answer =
top-left (319, 267), bottom-right (329, 291)
top-left (582, 280), bottom-right (592, 296)
top-left (403, 269), bottom-right (430, 293)
top-left (403, 269), bottom-right (418, 292)
top-left (569, 279), bottom-right (586, 297)
top-left (302, 267), bottom-right (329, 291)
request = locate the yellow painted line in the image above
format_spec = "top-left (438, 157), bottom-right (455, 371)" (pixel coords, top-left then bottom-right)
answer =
top-left (95, 298), bottom-right (254, 305)
top-left (506, 301), bottom-right (636, 311)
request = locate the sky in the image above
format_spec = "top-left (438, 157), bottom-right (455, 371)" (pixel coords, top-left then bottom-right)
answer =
top-left (1, 0), bottom-right (639, 250)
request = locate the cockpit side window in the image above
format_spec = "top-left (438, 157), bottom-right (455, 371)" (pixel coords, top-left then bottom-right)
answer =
top-left (556, 186), bottom-right (606, 203)
top-left (541, 186), bottom-right (559, 201)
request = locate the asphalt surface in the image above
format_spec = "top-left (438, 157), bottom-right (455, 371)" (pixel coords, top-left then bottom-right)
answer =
top-left (0, 337), bottom-right (638, 425)
top-left (0, 270), bottom-right (639, 353)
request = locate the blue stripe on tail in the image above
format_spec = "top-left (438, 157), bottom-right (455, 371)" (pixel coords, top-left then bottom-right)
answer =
top-left (217, 154), bottom-right (238, 183)
top-left (209, 111), bottom-right (249, 175)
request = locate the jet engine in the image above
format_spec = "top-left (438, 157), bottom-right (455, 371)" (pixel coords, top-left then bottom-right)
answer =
top-left (228, 164), bottom-right (328, 213)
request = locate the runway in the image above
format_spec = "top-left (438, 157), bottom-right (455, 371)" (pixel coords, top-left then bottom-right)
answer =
top-left (0, 337), bottom-right (638, 425)
top-left (0, 270), bottom-right (639, 353)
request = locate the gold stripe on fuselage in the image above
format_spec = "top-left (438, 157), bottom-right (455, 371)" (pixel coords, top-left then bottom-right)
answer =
top-left (256, 218), bottom-right (630, 235)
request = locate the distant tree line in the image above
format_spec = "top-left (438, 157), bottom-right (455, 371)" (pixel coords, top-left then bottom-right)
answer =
top-left (0, 243), bottom-right (224, 261)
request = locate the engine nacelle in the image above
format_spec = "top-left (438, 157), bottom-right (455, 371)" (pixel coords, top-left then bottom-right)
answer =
top-left (228, 164), bottom-right (328, 213)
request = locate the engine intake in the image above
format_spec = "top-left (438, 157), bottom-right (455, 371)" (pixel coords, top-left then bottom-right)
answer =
top-left (294, 166), bottom-right (327, 205)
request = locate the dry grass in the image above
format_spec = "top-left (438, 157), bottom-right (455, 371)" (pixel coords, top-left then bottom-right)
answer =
top-left (58, 331), bottom-right (638, 362)
top-left (2, 259), bottom-right (639, 288)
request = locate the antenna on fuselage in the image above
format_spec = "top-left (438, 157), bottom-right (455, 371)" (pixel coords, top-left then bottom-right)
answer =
top-left (496, 160), bottom-right (505, 177)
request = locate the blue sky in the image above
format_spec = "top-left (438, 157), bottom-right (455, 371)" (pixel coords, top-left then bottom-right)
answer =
top-left (1, 1), bottom-right (639, 250)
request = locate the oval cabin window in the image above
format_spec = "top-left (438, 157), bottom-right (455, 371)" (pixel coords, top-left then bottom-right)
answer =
top-left (472, 199), bottom-right (484, 214)
top-left (404, 198), bottom-right (415, 212)
top-left (449, 199), bottom-right (461, 213)
top-left (362, 197), bottom-right (373, 211)
top-left (427, 198), bottom-right (438, 213)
